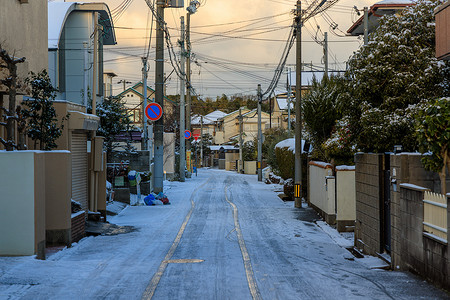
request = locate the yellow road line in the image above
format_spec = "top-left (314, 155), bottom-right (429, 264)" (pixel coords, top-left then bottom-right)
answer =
top-left (142, 177), bottom-right (211, 300)
top-left (224, 186), bottom-right (262, 300)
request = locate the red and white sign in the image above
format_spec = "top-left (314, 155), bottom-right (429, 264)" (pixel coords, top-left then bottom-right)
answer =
top-left (145, 103), bottom-right (163, 121)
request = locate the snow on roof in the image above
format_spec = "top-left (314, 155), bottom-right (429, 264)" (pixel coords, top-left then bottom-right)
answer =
top-left (209, 145), bottom-right (239, 151)
top-left (374, 0), bottom-right (413, 5)
top-left (276, 98), bottom-right (289, 110)
top-left (192, 110), bottom-right (227, 125)
top-left (275, 138), bottom-right (310, 154)
top-left (205, 110), bottom-right (227, 121)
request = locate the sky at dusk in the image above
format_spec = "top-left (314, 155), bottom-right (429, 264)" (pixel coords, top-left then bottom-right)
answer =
top-left (73, 0), bottom-right (377, 98)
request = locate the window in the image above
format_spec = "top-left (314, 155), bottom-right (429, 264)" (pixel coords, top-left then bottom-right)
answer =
top-left (127, 109), bottom-right (142, 124)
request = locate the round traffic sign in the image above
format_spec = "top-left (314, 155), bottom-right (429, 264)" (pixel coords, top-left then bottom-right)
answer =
top-left (184, 130), bottom-right (192, 139)
top-left (145, 103), bottom-right (163, 121)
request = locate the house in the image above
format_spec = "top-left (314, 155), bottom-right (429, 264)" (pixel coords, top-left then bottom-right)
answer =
top-left (0, 0), bottom-right (48, 149)
top-left (212, 107), bottom-right (273, 145)
top-left (270, 95), bottom-right (291, 130)
top-left (47, 2), bottom-right (116, 225)
top-left (48, 2), bottom-right (116, 106)
top-left (0, 0), bottom-right (110, 258)
top-left (116, 82), bottom-right (177, 127)
top-left (270, 70), bottom-right (343, 131)
top-left (435, 1), bottom-right (450, 60)
top-left (191, 110), bottom-right (227, 138)
top-left (104, 71), bottom-right (118, 98)
top-left (347, 0), bottom-right (414, 36)
top-left (213, 107), bottom-right (250, 145)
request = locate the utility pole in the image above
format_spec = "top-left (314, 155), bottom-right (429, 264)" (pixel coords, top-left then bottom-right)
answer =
top-left (287, 67), bottom-right (291, 134)
top-left (200, 115), bottom-right (203, 167)
top-left (324, 32), bottom-right (328, 77)
top-left (92, 12), bottom-right (99, 115)
top-left (238, 108), bottom-right (243, 174)
top-left (294, 0), bottom-right (303, 208)
top-left (142, 56), bottom-right (149, 151)
top-left (154, 1), bottom-right (165, 193)
top-left (364, 7), bottom-right (369, 45)
top-left (179, 16), bottom-right (186, 182)
top-left (186, 12), bottom-right (192, 152)
top-left (83, 41), bottom-right (89, 110)
top-left (257, 84), bottom-right (262, 182)
top-left (269, 92), bottom-right (272, 129)
top-left (118, 79), bottom-right (131, 91)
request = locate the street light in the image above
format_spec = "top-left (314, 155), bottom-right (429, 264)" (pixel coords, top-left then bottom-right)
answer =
top-left (185, 0), bottom-right (200, 152)
top-left (187, 0), bottom-right (200, 13)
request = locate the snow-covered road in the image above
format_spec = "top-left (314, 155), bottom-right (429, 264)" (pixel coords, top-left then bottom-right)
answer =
top-left (0, 169), bottom-right (448, 299)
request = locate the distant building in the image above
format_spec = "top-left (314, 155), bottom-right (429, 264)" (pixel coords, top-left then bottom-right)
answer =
top-left (435, 1), bottom-right (450, 60)
top-left (213, 107), bottom-right (271, 145)
top-left (104, 71), bottom-right (118, 98)
top-left (191, 110), bottom-right (227, 138)
top-left (116, 82), bottom-right (176, 127)
top-left (48, 2), bottom-right (117, 106)
top-left (347, 0), bottom-right (414, 36)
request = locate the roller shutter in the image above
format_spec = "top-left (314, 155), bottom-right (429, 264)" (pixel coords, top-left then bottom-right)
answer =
top-left (71, 133), bottom-right (88, 212)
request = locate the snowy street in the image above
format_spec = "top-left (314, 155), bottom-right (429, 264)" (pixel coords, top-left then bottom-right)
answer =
top-left (0, 169), bottom-right (448, 299)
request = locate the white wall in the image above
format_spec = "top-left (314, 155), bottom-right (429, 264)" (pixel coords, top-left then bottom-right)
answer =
top-left (0, 152), bottom-right (36, 255)
top-left (336, 168), bottom-right (356, 221)
top-left (309, 162), bottom-right (335, 216)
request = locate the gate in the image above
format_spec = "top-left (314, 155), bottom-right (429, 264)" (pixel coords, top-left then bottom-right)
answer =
top-left (382, 153), bottom-right (391, 253)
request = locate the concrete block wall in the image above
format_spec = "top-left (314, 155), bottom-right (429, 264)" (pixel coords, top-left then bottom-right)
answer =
top-left (390, 154), bottom-right (448, 268)
top-left (398, 185), bottom-right (449, 290)
top-left (71, 211), bottom-right (86, 243)
top-left (354, 153), bottom-right (383, 255)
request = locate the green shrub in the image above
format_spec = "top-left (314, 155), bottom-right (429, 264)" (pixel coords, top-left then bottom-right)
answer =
top-left (275, 147), bottom-right (295, 180)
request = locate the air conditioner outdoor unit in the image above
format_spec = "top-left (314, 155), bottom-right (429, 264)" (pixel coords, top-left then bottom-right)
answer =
top-left (167, 0), bottom-right (184, 8)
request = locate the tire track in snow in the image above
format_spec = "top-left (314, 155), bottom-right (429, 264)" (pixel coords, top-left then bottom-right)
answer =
top-left (141, 176), bottom-right (212, 300)
top-left (224, 184), bottom-right (262, 300)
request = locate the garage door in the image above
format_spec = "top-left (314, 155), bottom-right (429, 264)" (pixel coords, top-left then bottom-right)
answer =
top-left (71, 133), bottom-right (88, 212)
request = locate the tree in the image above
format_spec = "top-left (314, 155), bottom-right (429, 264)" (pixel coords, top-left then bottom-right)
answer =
top-left (242, 140), bottom-right (257, 161)
top-left (23, 70), bottom-right (65, 150)
top-left (0, 44), bottom-right (27, 150)
top-left (96, 95), bottom-right (133, 161)
top-left (262, 127), bottom-right (291, 171)
top-left (415, 97), bottom-right (450, 194)
top-left (343, 0), bottom-right (450, 152)
top-left (303, 75), bottom-right (343, 161)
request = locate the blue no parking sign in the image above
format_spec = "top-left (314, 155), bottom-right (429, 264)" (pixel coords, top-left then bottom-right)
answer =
top-left (145, 103), bottom-right (163, 121)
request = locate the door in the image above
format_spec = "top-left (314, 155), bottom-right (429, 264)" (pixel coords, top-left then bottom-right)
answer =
top-left (383, 153), bottom-right (391, 253)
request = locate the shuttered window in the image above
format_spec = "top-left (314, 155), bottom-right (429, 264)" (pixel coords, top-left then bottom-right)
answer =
top-left (71, 133), bottom-right (88, 212)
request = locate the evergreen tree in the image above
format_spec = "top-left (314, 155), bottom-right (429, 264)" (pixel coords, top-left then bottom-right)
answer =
top-left (303, 75), bottom-right (343, 160)
top-left (23, 70), bottom-right (65, 150)
top-left (415, 97), bottom-right (450, 194)
top-left (343, 0), bottom-right (450, 152)
top-left (96, 96), bottom-right (133, 161)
